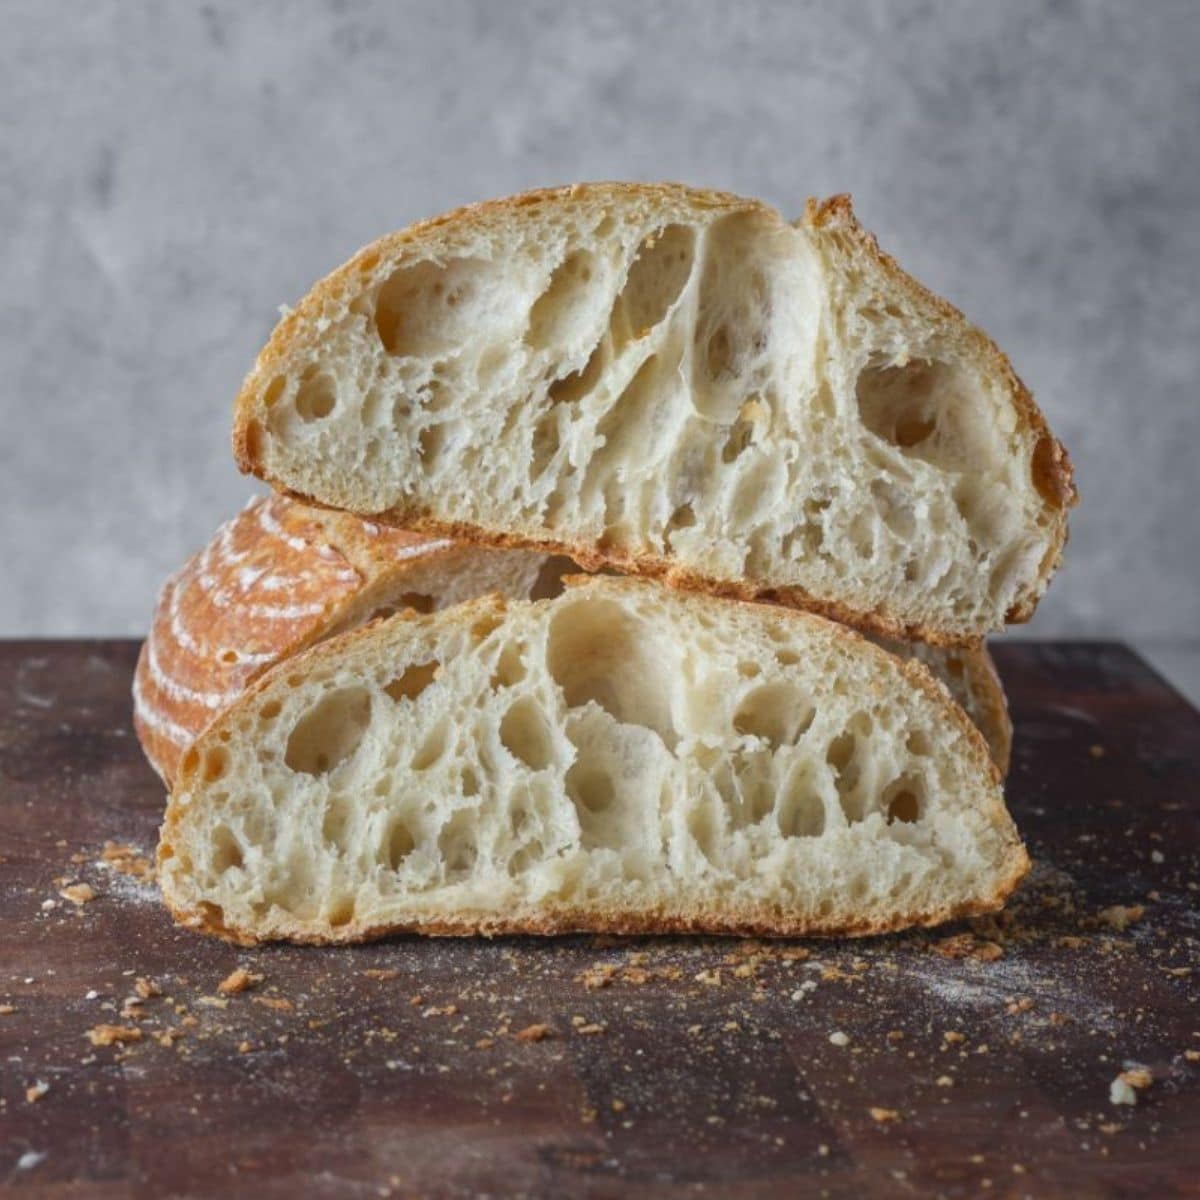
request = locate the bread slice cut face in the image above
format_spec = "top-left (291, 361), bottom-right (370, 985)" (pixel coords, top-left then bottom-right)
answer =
top-left (133, 495), bottom-right (566, 785)
top-left (158, 577), bottom-right (1028, 945)
top-left (233, 183), bottom-right (1074, 644)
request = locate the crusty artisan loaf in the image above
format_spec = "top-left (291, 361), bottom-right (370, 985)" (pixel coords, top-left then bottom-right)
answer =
top-left (232, 182), bottom-right (1075, 645)
top-left (134, 494), bottom-right (565, 784)
top-left (157, 576), bottom-right (1028, 945)
top-left (135, 496), bottom-right (1011, 784)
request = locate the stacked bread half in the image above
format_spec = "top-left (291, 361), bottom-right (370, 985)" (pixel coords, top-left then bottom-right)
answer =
top-left (138, 183), bottom-right (1074, 944)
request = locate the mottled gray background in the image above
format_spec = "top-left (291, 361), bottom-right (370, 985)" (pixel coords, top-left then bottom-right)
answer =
top-left (3, 1), bottom-right (1198, 697)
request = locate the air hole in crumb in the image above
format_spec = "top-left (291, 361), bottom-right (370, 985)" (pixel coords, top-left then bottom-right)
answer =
top-left (499, 697), bottom-right (553, 771)
top-left (219, 649), bottom-right (238, 665)
top-left (374, 257), bottom-right (499, 358)
top-left (906, 729), bottom-right (932, 757)
top-left (322, 798), bottom-right (351, 850)
top-left (418, 423), bottom-right (447, 463)
top-left (399, 592), bottom-right (434, 614)
top-left (261, 376), bottom-right (286, 408)
top-left (885, 780), bottom-right (923, 825)
top-left (612, 223), bottom-right (697, 346)
top-left (566, 761), bottom-right (615, 814)
top-left (385, 820), bottom-right (415, 869)
top-left (411, 720), bottom-right (450, 771)
top-left (242, 420), bottom-right (264, 463)
top-left (663, 502), bottom-right (696, 549)
top-left (548, 337), bottom-right (607, 404)
top-left (203, 747), bottom-right (229, 782)
top-left (491, 641), bottom-right (526, 688)
top-left (437, 811), bottom-right (478, 877)
top-left (384, 661), bottom-right (439, 703)
top-left (526, 249), bottom-right (600, 351)
top-left (284, 687), bottom-right (372, 775)
top-left (461, 768), bottom-right (479, 797)
top-left (328, 898), bottom-right (356, 928)
top-left (259, 699), bottom-right (282, 722)
top-left (1031, 433), bottom-right (1070, 508)
top-left (737, 661), bottom-right (761, 678)
top-left (777, 776), bottom-right (825, 839)
top-left (733, 683), bottom-right (814, 748)
top-left (471, 611), bottom-right (504, 641)
top-left (546, 598), bottom-right (678, 749)
top-left (211, 826), bottom-right (243, 873)
top-left (294, 368), bottom-right (337, 421)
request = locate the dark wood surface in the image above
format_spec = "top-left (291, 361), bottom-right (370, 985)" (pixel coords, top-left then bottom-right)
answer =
top-left (1, 641), bottom-right (1197, 1199)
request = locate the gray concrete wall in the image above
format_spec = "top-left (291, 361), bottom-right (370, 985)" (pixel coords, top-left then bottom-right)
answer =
top-left (3, 3), bottom-right (1198, 665)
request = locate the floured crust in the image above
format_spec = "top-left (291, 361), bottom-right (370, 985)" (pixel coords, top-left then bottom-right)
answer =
top-left (157, 579), bottom-right (1027, 946)
top-left (133, 495), bottom-right (557, 784)
top-left (232, 182), bottom-right (1074, 645)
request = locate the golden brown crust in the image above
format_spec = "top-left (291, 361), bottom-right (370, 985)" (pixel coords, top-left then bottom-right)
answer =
top-left (232, 183), bottom-right (1073, 644)
top-left (157, 578), bottom-right (1027, 946)
top-left (161, 868), bottom-right (1029, 948)
top-left (133, 495), bottom-right (483, 785)
top-left (963, 645), bottom-right (1013, 776)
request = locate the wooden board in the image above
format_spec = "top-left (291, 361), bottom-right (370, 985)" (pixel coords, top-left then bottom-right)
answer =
top-left (1, 640), bottom-right (1197, 1198)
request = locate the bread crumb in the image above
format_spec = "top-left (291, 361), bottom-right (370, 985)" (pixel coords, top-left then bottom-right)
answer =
top-left (217, 968), bottom-right (263, 995)
top-left (58, 883), bottom-right (96, 906)
top-left (1089, 744), bottom-right (1105, 758)
top-left (363, 968), bottom-right (400, 981)
top-left (943, 1031), bottom-right (966, 1045)
top-left (154, 1028), bottom-right (183, 1047)
top-left (254, 996), bottom-right (294, 1012)
top-left (0, 1004), bottom-right (15, 1015)
top-left (828, 1031), bottom-right (850, 1047)
top-left (869, 1107), bottom-right (900, 1123)
top-left (936, 1075), bottom-right (954, 1087)
top-left (196, 995), bottom-right (229, 1009)
top-left (578, 964), bottom-right (617, 990)
top-left (237, 1040), bottom-right (252, 1054)
top-left (1006, 998), bottom-right (1034, 1015)
top-left (101, 841), bottom-right (155, 880)
top-left (134, 977), bottom-right (160, 1000)
top-left (474, 1037), bottom-right (495, 1050)
top-left (611, 1098), bottom-right (626, 1112)
top-left (1184, 1050), bottom-right (1200, 1063)
top-left (931, 933), bottom-right (1003, 961)
top-left (86, 1024), bottom-right (142, 1046)
top-left (574, 1023), bottom-right (605, 1035)
top-left (1098, 905), bottom-right (1144, 931)
top-left (515, 1023), bottom-right (555, 1043)
top-left (25, 1081), bottom-right (49, 1103)
top-left (1151, 850), bottom-right (1165, 864)
top-left (1110, 1066), bottom-right (1152, 1106)
top-left (694, 969), bottom-right (722, 986)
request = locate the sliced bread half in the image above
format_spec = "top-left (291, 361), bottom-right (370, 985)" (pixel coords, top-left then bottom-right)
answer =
top-left (134, 494), bottom-right (565, 784)
top-left (233, 183), bottom-right (1074, 644)
top-left (158, 576), bottom-right (1028, 945)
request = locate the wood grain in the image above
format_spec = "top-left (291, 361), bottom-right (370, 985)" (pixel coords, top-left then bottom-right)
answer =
top-left (1, 641), bottom-right (1197, 1198)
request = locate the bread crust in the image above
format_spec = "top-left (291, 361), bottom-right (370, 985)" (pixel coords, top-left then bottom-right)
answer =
top-left (157, 579), bottom-right (1028, 946)
top-left (232, 183), bottom-right (1074, 646)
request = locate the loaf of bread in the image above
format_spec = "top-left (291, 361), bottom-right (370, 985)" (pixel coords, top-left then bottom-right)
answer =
top-left (134, 496), bottom-right (1011, 785)
top-left (232, 183), bottom-right (1074, 645)
top-left (157, 576), bottom-right (1027, 945)
top-left (133, 495), bottom-right (564, 784)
